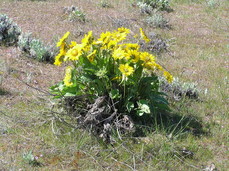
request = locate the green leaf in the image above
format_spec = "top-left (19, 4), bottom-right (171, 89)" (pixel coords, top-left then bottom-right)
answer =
top-left (137, 99), bottom-right (151, 114)
top-left (110, 89), bottom-right (121, 99)
top-left (137, 110), bottom-right (144, 116)
top-left (64, 92), bottom-right (76, 97)
top-left (138, 76), bottom-right (159, 98)
top-left (133, 66), bottom-right (143, 82)
top-left (58, 82), bottom-right (65, 91)
top-left (126, 101), bottom-right (134, 112)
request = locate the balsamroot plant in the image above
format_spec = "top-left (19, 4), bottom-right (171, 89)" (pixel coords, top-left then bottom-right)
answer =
top-left (50, 28), bottom-right (173, 120)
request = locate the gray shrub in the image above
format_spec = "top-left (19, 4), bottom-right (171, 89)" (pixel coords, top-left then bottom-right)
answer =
top-left (18, 33), bottom-right (55, 62)
top-left (0, 14), bottom-right (21, 46)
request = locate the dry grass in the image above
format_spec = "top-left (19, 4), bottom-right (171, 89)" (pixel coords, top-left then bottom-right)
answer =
top-left (0, 0), bottom-right (143, 43)
top-left (0, 0), bottom-right (228, 170)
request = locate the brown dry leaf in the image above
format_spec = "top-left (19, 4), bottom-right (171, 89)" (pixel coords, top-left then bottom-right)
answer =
top-left (47, 156), bottom-right (62, 165)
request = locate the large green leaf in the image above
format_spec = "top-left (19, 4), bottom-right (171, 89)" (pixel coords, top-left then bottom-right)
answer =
top-left (126, 101), bottom-right (134, 112)
top-left (137, 99), bottom-right (151, 116)
top-left (110, 89), bottom-right (121, 99)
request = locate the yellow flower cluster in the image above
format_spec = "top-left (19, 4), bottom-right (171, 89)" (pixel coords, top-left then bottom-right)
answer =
top-left (139, 28), bottom-right (151, 43)
top-left (63, 66), bottom-right (73, 86)
top-left (119, 64), bottom-right (134, 77)
top-left (54, 27), bottom-right (173, 86)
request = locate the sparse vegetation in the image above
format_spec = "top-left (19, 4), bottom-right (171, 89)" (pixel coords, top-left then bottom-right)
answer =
top-left (50, 28), bottom-right (173, 142)
top-left (0, 0), bottom-right (228, 170)
top-left (206, 0), bottom-right (219, 8)
top-left (18, 33), bottom-right (55, 62)
top-left (22, 150), bottom-right (42, 167)
top-left (144, 10), bottom-right (170, 28)
top-left (137, 1), bottom-right (153, 15)
top-left (110, 17), bottom-right (132, 29)
top-left (99, 0), bottom-right (112, 8)
top-left (159, 76), bottom-right (201, 101)
top-left (140, 32), bottom-right (169, 55)
top-left (0, 14), bottom-right (21, 46)
top-left (67, 7), bottom-right (87, 23)
top-left (136, 0), bottom-right (171, 11)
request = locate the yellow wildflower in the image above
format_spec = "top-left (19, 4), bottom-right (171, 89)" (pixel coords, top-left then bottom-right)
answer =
top-left (63, 66), bottom-right (73, 87)
top-left (65, 44), bottom-right (84, 61)
top-left (144, 61), bottom-right (156, 70)
top-left (154, 63), bottom-right (163, 71)
top-left (87, 50), bottom-right (97, 62)
top-left (54, 44), bottom-right (66, 66)
top-left (112, 31), bottom-right (127, 42)
top-left (59, 43), bottom-right (66, 55)
top-left (113, 48), bottom-right (126, 60)
top-left (119, 64), bottom-right (134, 77)
top-left (107, 40), bottom-right (117, 50)
top-left (69, 41), bottom-right (77, 48)
top-left (112, 76), bottom-right (122, 81)
top-left (126, 50), bottom-right (140, 63)
top-left (57, 31), bottom-right (70, 47)
top-left (163, 71), bottom-right (173, 83)
top-left (83, 45), bottom-right (91, 52)
top-left (82, 31), bottom-right (93, 45)
top-left (134, 34), bottom-right (138, 39)
top-left (139, 28), bottom-right (150, 43)
top-left (54, 53), bottom-right (63, 66)
top-left (95, 31), bottom-right (112, 44)
top-left (140, 52), bottom-right (155, 63)
top-left (124, 43), bottom-right (140, 51)
top-left (117, 27), bottom-right (130, 34)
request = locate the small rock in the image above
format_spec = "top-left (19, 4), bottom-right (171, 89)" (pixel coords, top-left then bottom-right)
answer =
top-left (203, 163), bottom-right (217, 171)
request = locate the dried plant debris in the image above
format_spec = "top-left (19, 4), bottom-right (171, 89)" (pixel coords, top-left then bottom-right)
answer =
top-left (176, 147), bottom-right (194, 158)
top-left (56, 95), bottom-right (135, 143)
top-left (109, 17), bottom-right (134, 29)
top-left (140, 32), bottom-right (169, 55)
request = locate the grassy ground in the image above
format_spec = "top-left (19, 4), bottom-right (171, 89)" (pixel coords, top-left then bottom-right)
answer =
top-left (0, 0), bottom-right (228, 170)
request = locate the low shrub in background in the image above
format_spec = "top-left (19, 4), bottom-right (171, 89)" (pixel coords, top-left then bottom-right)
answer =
top-left (64, 6), bottom-right (86, 23)
top-left (99, 0), bottom-right (113, 8)
top-left (136, 0), bottom-right (171, 11)
top-left (18, 33), bottom-right (55, 62)
top-left (0, 14), bottom-right (55, 62)
top-left (144, 11), bottom-right (170, 29)
top-left (137, 1), bottom-right (153, 15)
top-left (136, 2), bottom-right (171, 29)
top-left (206, 0), bottom-right (219, 8)
top-left (0, 14), bottom-right (21, 46)
top-left (110, 17), bottom-right (132, 29)
top-left (50, 28), bottom-right (173, 141)
top-left (159, 77), bottom-right (200, 101)
top-left (140, 32), bottom-right (169, 55)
